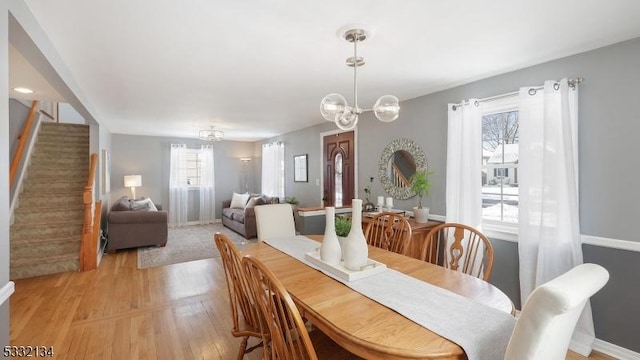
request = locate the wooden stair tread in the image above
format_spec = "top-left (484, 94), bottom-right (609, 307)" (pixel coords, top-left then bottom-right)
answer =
top-left (11, 123), bottom-right (92, 279)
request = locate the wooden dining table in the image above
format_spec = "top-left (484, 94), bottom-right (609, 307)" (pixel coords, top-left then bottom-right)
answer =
top-left (242, 235), bottom-right (514, 360)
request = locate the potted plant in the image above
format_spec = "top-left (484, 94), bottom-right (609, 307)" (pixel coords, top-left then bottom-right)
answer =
top-left (285, 196), bottom-right (299, 209)
top-left (334, 215), bottom-right (352, 237)
top-left (363, 176), bottom-right (375, 211)
top-left (334, 215), bottom-right (352, 255)
top-left (410, 168), bottom-right (433, 223)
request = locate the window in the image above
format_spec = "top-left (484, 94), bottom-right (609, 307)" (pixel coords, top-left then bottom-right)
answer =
top-left (482, 99), bottom-right (519, 226)
top-left (173, 148), bottom-right (211, 187)
top-left (261, 142), bottom-right (285, 199)
top-left (185, 150), bottom-right (203, 186)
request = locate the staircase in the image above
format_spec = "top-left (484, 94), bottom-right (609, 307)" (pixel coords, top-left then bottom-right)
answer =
top-left (10, 123), bottom-right (89, 279)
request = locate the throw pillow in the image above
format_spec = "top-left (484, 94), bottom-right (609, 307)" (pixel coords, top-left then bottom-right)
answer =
top-left (112, 196), bottom-right (131, 211)
top-left (230, 192), bottom-right (250, 209)
top-left (129, 197), bottom-right (158, 212)
top-left (246, 196), bottom-right (260, 208)
top-left (260, 194), bottom-right (278, 204)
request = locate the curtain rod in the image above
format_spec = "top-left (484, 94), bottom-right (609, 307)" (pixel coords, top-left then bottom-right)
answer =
top-left (451, 77), bottom-right (583, 110)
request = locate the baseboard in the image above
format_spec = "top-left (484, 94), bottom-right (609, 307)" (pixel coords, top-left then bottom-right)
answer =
top-left (184, 220), bottom-right (220, 226)
top-left (0, 282), bottom-right (15, 306)
top-left (594, 338), bottom-right (640, 360)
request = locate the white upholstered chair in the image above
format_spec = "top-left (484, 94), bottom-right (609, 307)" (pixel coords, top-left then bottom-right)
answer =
top-left (254, 203), bottom-right (296, 241)
top-left (504, 263), bottom-right (609, 360)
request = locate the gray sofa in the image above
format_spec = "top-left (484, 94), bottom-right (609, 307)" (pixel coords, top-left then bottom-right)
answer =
top-left (222, 194), bottom-right (279, 239)
top-left (107, 196), bottom-right (168, 252)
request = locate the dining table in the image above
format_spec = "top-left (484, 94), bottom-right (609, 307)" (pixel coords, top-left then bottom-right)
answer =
top-left (241, 235), bottom-right (515, 360)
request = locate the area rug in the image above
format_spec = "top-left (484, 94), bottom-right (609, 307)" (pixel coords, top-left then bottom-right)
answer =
top-left (137, 223), bottom-right (255, 269)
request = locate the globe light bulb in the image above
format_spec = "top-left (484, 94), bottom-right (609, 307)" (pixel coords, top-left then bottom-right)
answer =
top-left (336, 108), bottom-right (358, 130)
top-left (374, 95), bottom-right (400, 122)
top-left (320, 93), bottom-right (348, 122)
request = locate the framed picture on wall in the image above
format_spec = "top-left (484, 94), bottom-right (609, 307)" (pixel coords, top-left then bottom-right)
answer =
top-left (294, 154), bottom-right (308, 182)
top-left (102, 149), bottom-right (110, 195)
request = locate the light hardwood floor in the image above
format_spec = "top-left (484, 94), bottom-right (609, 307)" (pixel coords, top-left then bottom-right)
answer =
top-left (10, 248), bottom-right (614, 359)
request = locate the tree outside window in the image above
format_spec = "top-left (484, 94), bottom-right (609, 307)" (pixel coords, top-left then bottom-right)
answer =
top-left (482, 109), bottom-right (519, 224)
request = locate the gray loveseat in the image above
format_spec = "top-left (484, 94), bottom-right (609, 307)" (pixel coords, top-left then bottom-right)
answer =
top-left (107, 196), bottom-right (168, 252)
top-left (222, 194), bottom-right (279, 239)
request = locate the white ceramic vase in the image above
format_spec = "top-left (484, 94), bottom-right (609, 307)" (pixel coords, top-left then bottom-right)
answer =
top-left (342, 199), bottom-right (368, 271)
top-left (320, 207), bottom-right (342, 266)
top-left (413, 207), bottom-right (430, 223)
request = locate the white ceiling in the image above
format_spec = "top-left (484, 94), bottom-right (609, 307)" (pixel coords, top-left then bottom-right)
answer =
top-left (9, 44), bottom-right (64, 102)
top-left (15, 0), bottom-right (640, 141)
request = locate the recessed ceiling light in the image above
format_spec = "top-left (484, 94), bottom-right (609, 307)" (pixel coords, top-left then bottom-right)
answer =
top-left (13, 87), bottom-right (34, 94)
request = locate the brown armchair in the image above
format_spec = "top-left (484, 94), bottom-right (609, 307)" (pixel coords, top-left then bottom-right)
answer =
top-left (107, 196), bottom-right (168, 252)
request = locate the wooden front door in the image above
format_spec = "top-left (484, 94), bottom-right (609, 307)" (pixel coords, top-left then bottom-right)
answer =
top-left (323, 131), bottom-right (355, 207)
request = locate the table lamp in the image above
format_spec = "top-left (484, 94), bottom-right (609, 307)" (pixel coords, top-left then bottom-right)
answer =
top-left (124, 175), bottom-right (142, 199)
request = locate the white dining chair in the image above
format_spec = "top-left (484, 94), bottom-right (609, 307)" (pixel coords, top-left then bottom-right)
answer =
top-left (504, 263), bottom-right (609, 360)
top-left (254, 203), bottom-right (296, 241)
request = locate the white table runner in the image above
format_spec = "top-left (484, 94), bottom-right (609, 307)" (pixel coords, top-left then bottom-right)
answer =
top-left (262, 235), bottom-right (516, 360)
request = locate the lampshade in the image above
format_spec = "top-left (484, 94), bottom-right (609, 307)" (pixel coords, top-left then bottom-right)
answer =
top-left (124, 175), bottom-right (142, 188)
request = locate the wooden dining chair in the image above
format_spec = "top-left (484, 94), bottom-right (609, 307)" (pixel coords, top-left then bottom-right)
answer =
top-left (364, 212), bottom-right (412, 255)
top-left (254, 203), bottom-right (296, 241)
top-left (214, 233), bottom-right (268, 360)
top-left (419, 223), bottom-right (494, 281)
top-left (504, 263), bottom-right (609, 360)
top-left (242, 255), bottom-right (361, 360)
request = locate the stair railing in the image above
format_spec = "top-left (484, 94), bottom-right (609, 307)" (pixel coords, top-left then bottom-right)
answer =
top-left (81, 153), bottom-right (100, 271)
top-left (391, 163), bottom-right (410, 188)
top-left (9, 101), bottom-right (41, 221)
top-left (9, 100), bottom-right (38, 187)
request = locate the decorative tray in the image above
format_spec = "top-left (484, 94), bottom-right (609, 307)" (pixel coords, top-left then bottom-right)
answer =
top-left (304, 249), bottom-right (387, 282)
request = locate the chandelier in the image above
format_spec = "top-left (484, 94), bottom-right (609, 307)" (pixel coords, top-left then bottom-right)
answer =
top-left (320, 27), bottom-right (400, 131)
top-left (199, 126), bottom-right (224, 141)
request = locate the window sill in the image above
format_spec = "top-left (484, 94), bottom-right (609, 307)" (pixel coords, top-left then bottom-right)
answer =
top-left (483, 223), bottom-right (518, 243)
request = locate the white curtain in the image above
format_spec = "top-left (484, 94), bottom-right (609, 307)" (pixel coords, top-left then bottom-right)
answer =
top-left (261, 142), bottom-right (284, 199)
top-left (446, 100), bottom-right (484, 227)
top-left (518, 79), bottom-right (593, 355)
top-left (169, 144), bottom-right (188, 227)
top-left (199, 145), bottom-right (215, 224)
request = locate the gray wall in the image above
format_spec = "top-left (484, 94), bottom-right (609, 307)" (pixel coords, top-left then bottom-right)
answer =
top-left (253, 123), bottom-right (337, 207)
top-left (8, 99), bottom-right (39, 201)
top-left (58, 103), bottom-right (86, 124)
top-left (1, 0), bottom-right (11, 348)
top-left (110, 134), bottom-right (254, 220)
top-left (0, 303), bottom-right (8, 350)
top-left (262, 37), bottom-right (640, 353)
top-left (9, 99), bottom-right (30, 159)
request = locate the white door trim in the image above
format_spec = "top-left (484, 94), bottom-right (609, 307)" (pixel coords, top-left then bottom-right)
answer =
top-left (0, 281), bottom-right (15, 306)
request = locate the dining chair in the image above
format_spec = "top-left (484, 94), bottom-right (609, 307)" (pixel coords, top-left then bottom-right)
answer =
top-left (214, 233), bottom-right (268, 360)
top-left (419, 222), bottom-right (494, 281)
top-left (242, 255), bottom-right (361, 360)
top-left (364, 212), bottom-right (412, 255)
top-left (254, 203), bottom-right (296, 241)
top-left (504, 263), bottom-right (609, 360)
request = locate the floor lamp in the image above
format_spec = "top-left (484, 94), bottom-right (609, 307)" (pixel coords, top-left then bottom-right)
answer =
top-left (241, 158), bottom-right (251, 192)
